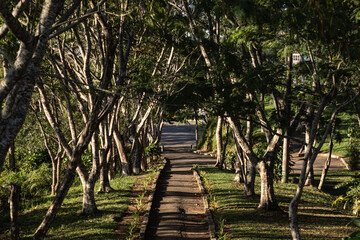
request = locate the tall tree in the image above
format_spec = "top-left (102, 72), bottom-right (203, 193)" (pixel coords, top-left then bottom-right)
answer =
top-left (0, 0), bottom-right (82, 173)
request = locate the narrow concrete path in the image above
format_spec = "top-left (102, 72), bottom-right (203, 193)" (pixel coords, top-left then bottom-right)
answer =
top-left (145, 124), bottom-right (215, 239)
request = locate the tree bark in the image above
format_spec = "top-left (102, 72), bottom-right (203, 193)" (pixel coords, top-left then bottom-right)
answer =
top-left (0, 0), bottom-right (68, 173)
top-left (258, 160), bottom-right (280, 211)
top-left (98, 121), bottom-right (114, 193)
top-left (246, 160), bottom-right (256, 196)
top-left (9, 183), bottom-right (20, 240)
top-left (132, 137), bottom-right (142, 174)
top-left (215, 116), bottom-right (223, 168)
top-left (318, 122), bottom-right (335, 190)
top-left (220, 122), bottom-right (230, 169)
top-left (114, 128), bottom-right (130, 176)
top-left (281, 131), bottom-right (290, 183)
top-left (77, 133), bottom-right (100, 215)
top-left (281, 51), bottom-right (292, 183)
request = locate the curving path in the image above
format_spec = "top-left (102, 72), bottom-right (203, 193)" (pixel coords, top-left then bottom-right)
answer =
top-left (145, 124), bottom-right (215, 239)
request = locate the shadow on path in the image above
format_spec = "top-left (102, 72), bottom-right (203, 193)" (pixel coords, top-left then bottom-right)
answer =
top-left (145, 124), bottom-right (215, 239)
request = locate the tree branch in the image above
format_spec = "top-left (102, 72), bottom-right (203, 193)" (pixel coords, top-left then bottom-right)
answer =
top-left (0, 0), bottom-right (32, 44)
top-left (0, 0), bottom-right (31, 40)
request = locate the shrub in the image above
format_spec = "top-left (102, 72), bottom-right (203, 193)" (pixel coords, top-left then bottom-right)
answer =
top-left (334, 174), bottom-right (360, 216)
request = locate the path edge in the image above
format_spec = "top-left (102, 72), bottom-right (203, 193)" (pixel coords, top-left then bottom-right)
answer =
top-left (139, 158), bottom-right (168, 240)
top-left (192, 168), bottom-right (217, 240)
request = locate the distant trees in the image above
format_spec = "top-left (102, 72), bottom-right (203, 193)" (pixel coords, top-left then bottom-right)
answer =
top-left (164, 0), bottom-right (360, 239)
top-left (1, 0), bottom-right (360, 239)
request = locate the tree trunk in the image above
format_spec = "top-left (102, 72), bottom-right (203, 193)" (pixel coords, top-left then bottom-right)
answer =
top-left (9, 183), bottom-right (20, 240)
top-left (132, 137), bottom-right (142, 174)
top-left (318, 124), bottom-right (335, 190)
top-left (246, 160), bottom-right (256, 196)
top-left (33, 156), bottom-right (78, 239)
top-left (257, 160), bottom-right (280, 211)
top-left (195, 112), bottom-right (199, 147)
top-left (281, 51), bottom-right (292, 183)
top-left (281, 130), bottom-right (290, 183)
top-left (51, 148), bottom-right (63, 195)
top-left (114, 129), bottom-right (130, 176)
top-left (98, 148), bottom-right (113, 193)
top-left (233, 156), bottom-right (243, 183)
top-left (220, 122), bottom-right (230, 169)
top-left (0, 0), bottom-right (74, 173)
top-left (141, 127), bottom-right (149, 171)
top-left (305, 165), bottom-right (314, 186)
top-left (54, 153), bottom-right (63, 195)
top-left (215, 116), bottom-right (223, 168)
top-left (76, 133), bottom-right (100, 215)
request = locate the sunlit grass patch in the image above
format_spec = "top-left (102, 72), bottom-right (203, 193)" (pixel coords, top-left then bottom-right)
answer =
top-left (0, 175), bottom-right (136, 240)
top-left (200, 167), bottom-right (357, 239)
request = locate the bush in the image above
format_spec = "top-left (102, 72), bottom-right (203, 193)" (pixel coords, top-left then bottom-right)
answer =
top-left (346, 141), bottom-right (360, 170)
top-left (145, 142), bottom-right (161, 158)
top-left (0, 161), bottom-right (52, 212)
top-left (334, 174), bottom-right (360, 216)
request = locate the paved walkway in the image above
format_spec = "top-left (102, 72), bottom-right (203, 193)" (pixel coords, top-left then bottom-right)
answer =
top-left (145, 123), bottom-right (347, 239)
top-left (145, 124), bottom-right (215, 240)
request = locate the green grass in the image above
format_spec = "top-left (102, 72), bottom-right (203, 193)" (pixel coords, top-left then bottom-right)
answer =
top-left (199, 167), bottom-right (358, 239)
top-left (0, 175), bottom-right (137, 240)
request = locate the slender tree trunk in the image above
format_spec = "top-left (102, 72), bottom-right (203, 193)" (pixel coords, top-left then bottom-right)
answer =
top-left (33, 156), bottom-right (78, 239)
top-left (318, 123), bottom-right (335, 190)
top-left (114, 129), bottom-right (130, 176)
top-left (54, 153), bottom-right (63, 194)
top-left (132, 137), bottom-right (142, 174)
top-left (228, 116), bottom-right (257, 196)
top-left (141, 127), bottom-right (149, 171)
top-left (9, 183), bottom-right (20, 240)
top-left (257, 160), bottom-right (280, 211)
top-left (51, 160), bottom-right (57, 196)
top-left (304, 112), bottom-right (314, 186)
top-left (281, 51), bottom-right (292, 183)
top-left (246, 160), bottom-right (256, 196)
top-left (195, 115), bottom-right (199, 147)
top-left (215, 116), bottom-right (223, 168)
top-left (220, 122), bottom-right (230, 169)
top-left (281, 131), bottom-right (290, 183)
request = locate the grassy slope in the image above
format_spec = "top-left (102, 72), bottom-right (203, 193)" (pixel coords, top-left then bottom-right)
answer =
top-left (0, 175), bottom-right (137, 240)
top-left (200, 167), bottom-right (358, 239)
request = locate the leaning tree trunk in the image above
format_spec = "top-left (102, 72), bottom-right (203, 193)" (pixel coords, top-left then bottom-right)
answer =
top-left (318, 123), bottom-right (335, 190)
top-left (0, 0), bottom-right (69, 173)
top-left (114, 128), bottom-right (130, 176)
top-left (33, 155), bottom-right (79, 239)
